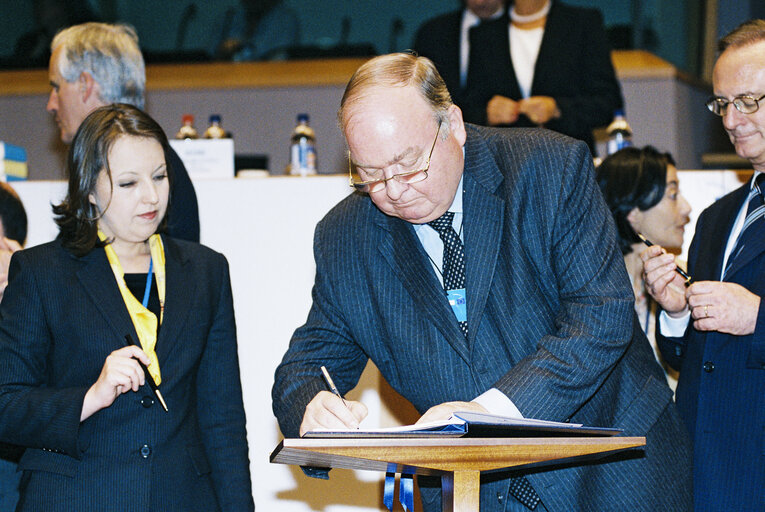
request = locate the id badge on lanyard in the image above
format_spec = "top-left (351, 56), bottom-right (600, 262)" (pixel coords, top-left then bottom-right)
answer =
top-left (447, 288), bottom-right (467, 322)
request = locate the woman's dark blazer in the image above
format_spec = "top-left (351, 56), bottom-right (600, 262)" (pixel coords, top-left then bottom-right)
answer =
top-left (0, 236), bottom-right (254, 511)
top-left (463, 1), bottom-right (623, 153)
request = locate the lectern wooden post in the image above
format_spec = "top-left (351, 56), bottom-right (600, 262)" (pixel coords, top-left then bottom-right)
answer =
top-left (270, 436), bottom-right (645, 511)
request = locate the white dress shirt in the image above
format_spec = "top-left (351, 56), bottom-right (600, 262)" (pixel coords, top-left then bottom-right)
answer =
top-left (414, 173), bottom-right (524, 418)
top-left (660, 170), bottom-right (763, 336)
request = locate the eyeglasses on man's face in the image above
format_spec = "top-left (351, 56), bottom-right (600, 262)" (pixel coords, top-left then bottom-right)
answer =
top-left (348, 121), bottom-right (442, 193)
top-left (706, 93), bottom-right (765, 116)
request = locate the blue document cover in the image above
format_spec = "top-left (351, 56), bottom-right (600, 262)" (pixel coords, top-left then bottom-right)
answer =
top-left (303, 411), bottom-right (622, 438)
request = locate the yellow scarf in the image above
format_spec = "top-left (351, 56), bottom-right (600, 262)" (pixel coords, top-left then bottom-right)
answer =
top-left (100, 231), bottom-right (166, 384)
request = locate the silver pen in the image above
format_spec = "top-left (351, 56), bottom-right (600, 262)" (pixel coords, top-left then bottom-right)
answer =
top-left (320, 365), bottom-right (347, 407)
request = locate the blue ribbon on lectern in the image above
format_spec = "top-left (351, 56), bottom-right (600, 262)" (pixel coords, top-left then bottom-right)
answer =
top-left (383, 464), bottom-right (414, 511)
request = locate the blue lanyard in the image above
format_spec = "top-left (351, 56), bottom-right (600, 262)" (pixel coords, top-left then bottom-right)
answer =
top-left (142, 258), bottom-right (153, 308)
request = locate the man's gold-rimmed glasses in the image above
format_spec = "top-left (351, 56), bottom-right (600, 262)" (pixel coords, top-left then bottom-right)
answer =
top-left (348, 121), bottom-right (442, 193)
top-left (706, 93), bottom-right (765, 116)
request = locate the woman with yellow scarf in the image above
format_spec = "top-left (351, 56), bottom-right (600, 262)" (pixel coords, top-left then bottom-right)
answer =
top-left (0, 104), bottom-right (254, 511)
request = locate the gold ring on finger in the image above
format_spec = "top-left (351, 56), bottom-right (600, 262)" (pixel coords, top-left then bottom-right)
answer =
top-left (704, 305), bottom-right (709, 318)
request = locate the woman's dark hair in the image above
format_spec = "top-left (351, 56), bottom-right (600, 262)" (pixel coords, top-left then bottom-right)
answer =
top-left (53, 103), bottom-right (172, 256)
top-left (0, 182), bottom-right (27, 246)
top-left (596, 146), bottom-right (676, 255)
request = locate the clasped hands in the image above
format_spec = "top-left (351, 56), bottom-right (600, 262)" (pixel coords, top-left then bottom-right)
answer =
top-left (641, 245), bottom-right (760, 335)
top-left (299, 392), bottom-right (487, 436)
top-left (486, 95), bottom-right (560, 126)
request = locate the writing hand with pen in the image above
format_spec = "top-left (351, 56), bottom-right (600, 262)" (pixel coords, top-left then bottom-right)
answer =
top-left (298, 366), bottom-right (367, 437)
top-left (640, 237), bottom-right (760, 336)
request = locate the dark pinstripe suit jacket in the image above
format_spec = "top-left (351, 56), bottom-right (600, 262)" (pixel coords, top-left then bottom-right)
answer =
top-left (0, 236), bottom-right (254, 512)
top-left (657, 180), bottom-right (765, 511)
top-left (273, 125), bottom-right (692, 511)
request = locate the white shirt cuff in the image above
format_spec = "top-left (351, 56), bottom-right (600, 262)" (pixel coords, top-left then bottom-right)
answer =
top-left (472, 388), bottom-right (524, 418)
top-left (659, 309), bottom-right (691, 337)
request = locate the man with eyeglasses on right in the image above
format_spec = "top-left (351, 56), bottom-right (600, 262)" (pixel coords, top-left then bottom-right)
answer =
top-left (641, 19), bottom-right (765, 512)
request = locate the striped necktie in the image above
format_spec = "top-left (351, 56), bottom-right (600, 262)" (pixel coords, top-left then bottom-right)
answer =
top-left (724, 173), bottom-right (765, 279)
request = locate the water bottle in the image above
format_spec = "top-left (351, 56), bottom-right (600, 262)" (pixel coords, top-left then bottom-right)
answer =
top-left (288, 113), bottom-right (317, 176)
top-left (606, 110), bottom-right (632, 154)
top-left (175, 114), bottom-right (198, 139)
top-left (203, 114), bottom-right (229, 139)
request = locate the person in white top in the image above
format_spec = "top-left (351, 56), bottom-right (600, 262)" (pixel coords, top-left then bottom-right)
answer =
top-left (413, 0), bottom-right (507, 113)
top-left (462, 0), bottom-right (623, 154)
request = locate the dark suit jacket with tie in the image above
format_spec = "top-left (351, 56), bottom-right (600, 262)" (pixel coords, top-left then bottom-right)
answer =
top-left (657, 179), bottom-right (765, 511)
top-left (413, 9), bottom-right (474, 113)
top-left (0, 236), bottom-right (254, 512)
top-left (273, 125), bottom-right (692, 511)
top-left (461, 1), bottom-right (623, 153)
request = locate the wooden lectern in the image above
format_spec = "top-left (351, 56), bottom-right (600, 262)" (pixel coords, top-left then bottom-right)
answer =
top-left (270, 436), bottom-right (645, 511)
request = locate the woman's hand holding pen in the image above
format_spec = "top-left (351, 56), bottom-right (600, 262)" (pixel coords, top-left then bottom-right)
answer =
top-left (299, 391), bottom-right (368, 437)
top-left (80, 346), bottom-right (150, 422)
top-left (640, 245), bottom-right (689, 316)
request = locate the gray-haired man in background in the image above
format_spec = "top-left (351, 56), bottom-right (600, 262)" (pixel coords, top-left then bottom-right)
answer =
top-left (46, 22), bottom-right (199, 241)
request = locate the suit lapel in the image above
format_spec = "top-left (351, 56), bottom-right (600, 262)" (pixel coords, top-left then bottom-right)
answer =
top-left (75, 248), bottom-right (137, 350)
top-left (725, 230), bottom-right (765, 280)
top-left (463, 128), bottom-right (505, 348)
top-left (374, 212), bottom-right (470, 361)
top-left (156, 236), bottom-right (195, 363)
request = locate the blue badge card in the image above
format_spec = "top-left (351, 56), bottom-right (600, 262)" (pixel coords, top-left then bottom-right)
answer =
top-left (447, 288), bottom-right (467, 322)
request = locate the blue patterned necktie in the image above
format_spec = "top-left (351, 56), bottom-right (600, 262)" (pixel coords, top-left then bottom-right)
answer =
top-left (428, 211), bottom-right (468, 338)
top-left (724, 173), bottom-right (765, 279)
top-left (428, 212), bottom-right (541, 510)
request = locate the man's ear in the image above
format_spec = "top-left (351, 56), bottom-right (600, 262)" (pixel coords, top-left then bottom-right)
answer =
top-left (447, 104), bottom-right (467, 146)
top-left (78, 71), bottom-right (99, 104)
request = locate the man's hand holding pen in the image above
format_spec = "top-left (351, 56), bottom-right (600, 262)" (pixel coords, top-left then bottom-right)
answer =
top-left (298, 365), bottom-right (368, 436)
top-left (641, 244), bottom-right (760, 335)
top-left (299, 391), bottom-right (368, 437)
top-left (640, 245), bottom-right (690, 317)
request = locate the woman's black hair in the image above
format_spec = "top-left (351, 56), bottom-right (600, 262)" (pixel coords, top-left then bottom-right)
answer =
top-left (596, 146), bottom-right (676, 255)
top-left (53, 103), bottom-right (172, 257)
top-left (0, 183), bottom-right (27, 246)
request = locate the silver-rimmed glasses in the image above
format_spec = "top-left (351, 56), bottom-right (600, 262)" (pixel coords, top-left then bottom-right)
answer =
top-left (348, 121), bottom-right (442, 193)
top-left (706, 93), bottom-right (765, 116)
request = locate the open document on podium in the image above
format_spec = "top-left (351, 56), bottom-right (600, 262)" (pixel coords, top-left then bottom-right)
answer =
top-left (302, 411), bottom-right (622, 438)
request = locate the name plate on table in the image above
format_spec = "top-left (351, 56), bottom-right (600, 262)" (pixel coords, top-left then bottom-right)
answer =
top-left (169, 139), bottom-right (234, 180)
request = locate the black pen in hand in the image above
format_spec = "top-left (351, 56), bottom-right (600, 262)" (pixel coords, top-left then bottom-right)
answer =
top-left (124, 334), bottom-right (168, 412)
top-left (637, 233), bottom-right (693, 287)
top-left (320, 365), bottom-right (347, 407)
